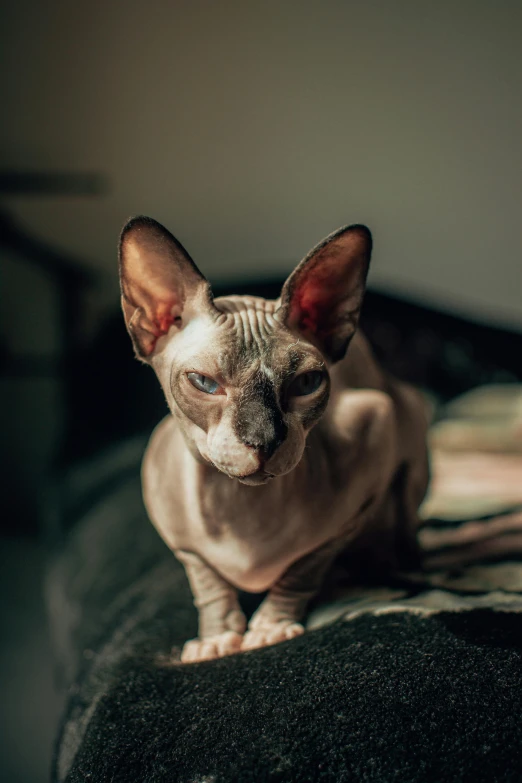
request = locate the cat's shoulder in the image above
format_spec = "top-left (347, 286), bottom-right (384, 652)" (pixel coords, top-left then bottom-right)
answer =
top-left (329, 331), bottom-right (386, 392)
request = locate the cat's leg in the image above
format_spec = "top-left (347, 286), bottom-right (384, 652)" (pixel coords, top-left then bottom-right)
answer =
top-left (392, 385), bottom-right (431, 569)
top-left (176, 550), bottom-right (246, 662)
top-left (242, 540), bottom-right (341, 651)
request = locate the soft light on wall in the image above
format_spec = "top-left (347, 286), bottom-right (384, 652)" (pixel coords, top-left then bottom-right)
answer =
top-left (1, 0), bottom-right (521, 328)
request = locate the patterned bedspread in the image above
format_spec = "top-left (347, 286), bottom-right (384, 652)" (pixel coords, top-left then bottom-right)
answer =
top-left (309, 384), bottom-right (522, 630)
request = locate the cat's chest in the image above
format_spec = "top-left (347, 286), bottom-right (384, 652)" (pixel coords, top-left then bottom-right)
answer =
top-left (144, 430), bottom-right (376, 592)
top-left (193, 506), bottom-right (328, 591)
top-left (179, 474), bottom-right (364, 591)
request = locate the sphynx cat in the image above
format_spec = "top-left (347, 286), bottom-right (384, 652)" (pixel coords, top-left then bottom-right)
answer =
top-left (119, 216), bottom-right (429, 662)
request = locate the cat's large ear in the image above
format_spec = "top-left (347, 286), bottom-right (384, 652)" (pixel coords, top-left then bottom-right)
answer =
top-left (278, 224), bottom-right (372, 362)
top-left (119, 216), bottom-right (214, 361)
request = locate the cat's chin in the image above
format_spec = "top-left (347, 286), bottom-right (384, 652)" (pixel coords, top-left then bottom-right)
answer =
top-left (202, 456), bottom-right (275, 484)
top-left (236, 471), bottom-right (275, 486)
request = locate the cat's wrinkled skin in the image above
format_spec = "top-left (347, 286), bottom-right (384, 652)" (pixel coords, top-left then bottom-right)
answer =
top-left (119, 216), bottom-right (430, 662)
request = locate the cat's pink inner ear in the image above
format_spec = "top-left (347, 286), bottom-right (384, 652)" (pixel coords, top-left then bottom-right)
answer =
top-left (155, 303), bottom-right (180, 337)
top-left (281, 225), bottom-right (372, 361)
top-left (121, 292), bottom-right (182, 357)
top-left (121, 251), bottom-right (187, 357)
top-left (140, 300), bottom-right (181, 354)
top-left (289, 261), bottom-right (350, 337)
top-left (118, 216), bottom-right (211, 361)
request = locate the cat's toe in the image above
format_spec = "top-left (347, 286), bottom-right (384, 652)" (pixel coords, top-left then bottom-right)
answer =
top-left (181, 631), bottom-right (243, 662)
top-left (241, 622), bottom-right (305, 651)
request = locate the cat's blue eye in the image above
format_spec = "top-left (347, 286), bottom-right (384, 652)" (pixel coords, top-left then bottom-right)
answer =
top-left (187, 372), bottom-right (221, 395)
top-left (289, 370), bottom-right (324, 397)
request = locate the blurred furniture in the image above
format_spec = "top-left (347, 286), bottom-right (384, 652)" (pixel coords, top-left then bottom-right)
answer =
top-left (0, 171), bottom-right (104, 534)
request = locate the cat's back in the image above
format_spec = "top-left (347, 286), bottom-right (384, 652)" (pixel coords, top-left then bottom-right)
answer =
top-left (329, 331), bottom-right (387, 392)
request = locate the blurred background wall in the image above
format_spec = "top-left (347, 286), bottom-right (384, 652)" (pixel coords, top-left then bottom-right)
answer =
top-left (2, 0), bottom-right (521, 324)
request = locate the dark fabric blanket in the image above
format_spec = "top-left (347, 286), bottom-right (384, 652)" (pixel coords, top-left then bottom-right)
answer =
top-left (48, 386), bottom-right (522, 783)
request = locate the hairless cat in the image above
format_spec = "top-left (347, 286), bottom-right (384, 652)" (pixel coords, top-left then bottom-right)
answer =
top-left (119, 217), bottom-right (430, 662)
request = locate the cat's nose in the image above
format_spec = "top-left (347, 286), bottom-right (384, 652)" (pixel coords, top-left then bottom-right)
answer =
top-left (246, 436), bottom-right (284, 464)
top-left (238, 404), bottom-right (287, 464)
top-left (234, 372), bottom-right (287, 463)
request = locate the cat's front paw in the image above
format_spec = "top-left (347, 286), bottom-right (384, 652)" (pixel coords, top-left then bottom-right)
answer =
top-left (181, 631), bottom-right (243, 662)
top-left (241, 621), bottom-right (305, 651)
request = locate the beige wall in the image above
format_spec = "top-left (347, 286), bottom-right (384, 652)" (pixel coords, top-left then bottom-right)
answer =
top-left (1, 0), bottom-right (521, 328)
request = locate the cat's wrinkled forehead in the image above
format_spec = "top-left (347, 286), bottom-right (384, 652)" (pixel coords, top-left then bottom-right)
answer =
top-left (212, 295), bottom-right (297, 378)
top-left (207, 296), bottom-right (310, 382)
